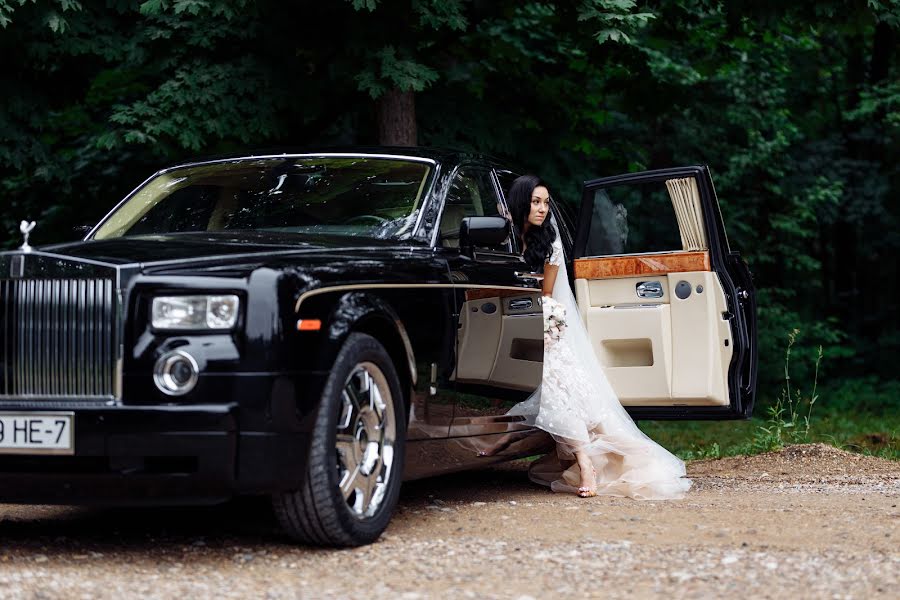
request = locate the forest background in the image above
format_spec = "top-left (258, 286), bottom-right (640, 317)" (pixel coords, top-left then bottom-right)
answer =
top-left (1, 0), bottom-right (897, 456)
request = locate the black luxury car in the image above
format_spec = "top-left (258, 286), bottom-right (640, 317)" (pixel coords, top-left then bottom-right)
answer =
top-left (0, 148), bottom-right (757, 546)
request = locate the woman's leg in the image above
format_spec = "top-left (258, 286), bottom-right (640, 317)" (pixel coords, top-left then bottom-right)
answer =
top-left (575, 447), bottom-right (597, 497)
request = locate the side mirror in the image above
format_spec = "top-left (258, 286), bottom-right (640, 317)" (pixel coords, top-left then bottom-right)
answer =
top-left (459, 216), bottom-right (509, 256)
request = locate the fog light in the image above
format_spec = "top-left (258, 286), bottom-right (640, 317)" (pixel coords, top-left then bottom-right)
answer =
top-left (153, 350), bottom-right (199, 396)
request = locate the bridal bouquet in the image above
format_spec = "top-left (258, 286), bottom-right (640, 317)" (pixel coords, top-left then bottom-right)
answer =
top-left (542, 296), bottom-right (567, 343)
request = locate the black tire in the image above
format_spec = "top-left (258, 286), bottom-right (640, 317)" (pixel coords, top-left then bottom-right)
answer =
top-left (272, 332), bottom-right (406, 547)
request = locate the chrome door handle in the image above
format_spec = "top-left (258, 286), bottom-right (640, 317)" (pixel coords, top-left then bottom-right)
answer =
top-left (636, 281), bottom-right (663, 298)
top-left (508, 298), bottom-right (534, 310)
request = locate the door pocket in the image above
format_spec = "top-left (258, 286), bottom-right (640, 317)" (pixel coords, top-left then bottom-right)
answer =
top-left (602, 339), bottom-right (653, 367)
top-left (510, 338), bottom-right (543, 362)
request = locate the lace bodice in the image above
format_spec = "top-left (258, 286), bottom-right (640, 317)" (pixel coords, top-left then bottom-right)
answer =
top-left (548, 236), bottom-right (563, 266)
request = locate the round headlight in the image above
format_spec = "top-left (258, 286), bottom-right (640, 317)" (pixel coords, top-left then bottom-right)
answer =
top-left (153, 350), bottom-right (199, 396)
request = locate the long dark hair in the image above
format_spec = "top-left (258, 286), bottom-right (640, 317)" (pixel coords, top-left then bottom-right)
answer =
top-left (507, 174), bottom-right (557, 272)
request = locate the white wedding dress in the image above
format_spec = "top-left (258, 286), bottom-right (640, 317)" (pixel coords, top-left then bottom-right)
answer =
top-left (507, 234), bottom-right (691, 500)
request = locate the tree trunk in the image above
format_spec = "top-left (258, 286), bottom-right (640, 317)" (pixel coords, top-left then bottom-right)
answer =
top-left (376, 87), bottom-right (417, 146)
top-left (869, 21), bottom-right (894, 84)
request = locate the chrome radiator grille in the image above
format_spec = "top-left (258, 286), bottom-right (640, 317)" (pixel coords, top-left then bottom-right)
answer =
top-left (0, 278), bottom-right (117, 398)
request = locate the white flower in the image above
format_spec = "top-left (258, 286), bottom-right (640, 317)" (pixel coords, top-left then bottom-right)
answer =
top-left (551, 303), bottom-right (566, 321)
top-left (541, 297), bottom-right (567, 341)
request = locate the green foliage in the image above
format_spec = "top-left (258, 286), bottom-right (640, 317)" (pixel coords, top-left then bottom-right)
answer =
top-left (356, 46), bottom-right (440, 98)
top-left (577, 0), bottom-right (655, 44)
top-left (819, 377), bottom-right (900, 415)
top-left (105, 57), bottom-right (279, 151)
top-left (1, 0), bottom-right (899, 408)
top-left (413, 0), bottom-right (468, 31)
top-left (640, 409), bottom-right (900, 462)
top-left (0, 0), bottom-right (83, 31)
top-left (680, 442), bottom-right (721, 461)
top-left (751, 330), bottom-right (823, 453)
top-left (348, 0), bottom-right (378, 12)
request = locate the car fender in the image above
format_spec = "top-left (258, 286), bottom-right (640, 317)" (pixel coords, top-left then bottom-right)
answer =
top-left (315, 291), bottom-right (416, 400)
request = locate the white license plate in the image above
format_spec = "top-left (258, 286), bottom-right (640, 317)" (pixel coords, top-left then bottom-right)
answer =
top-left (0, 412), bottom-right (74, 455)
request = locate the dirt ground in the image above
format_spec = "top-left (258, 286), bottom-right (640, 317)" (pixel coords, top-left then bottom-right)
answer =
top-left (0, 443), bottom-right (896, 599)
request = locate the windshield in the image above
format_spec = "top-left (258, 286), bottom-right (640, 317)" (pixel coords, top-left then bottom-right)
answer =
top-left (92, 156), bottom-right (433, 241)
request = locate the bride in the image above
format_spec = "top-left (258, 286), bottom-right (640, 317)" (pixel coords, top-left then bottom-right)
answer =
top-left (483, 175), bottom-right (691, 500)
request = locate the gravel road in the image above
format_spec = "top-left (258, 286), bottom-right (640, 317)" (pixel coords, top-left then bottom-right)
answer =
top-left (0, 444), bottom-right (897, 599)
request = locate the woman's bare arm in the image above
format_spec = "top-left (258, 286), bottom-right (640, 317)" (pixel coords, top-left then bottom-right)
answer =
top-left (542, 263), bottom-right (558, 296)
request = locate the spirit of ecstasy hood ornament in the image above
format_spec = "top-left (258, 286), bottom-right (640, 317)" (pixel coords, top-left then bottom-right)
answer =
top-left (19, 220), bottom-right (36, 252)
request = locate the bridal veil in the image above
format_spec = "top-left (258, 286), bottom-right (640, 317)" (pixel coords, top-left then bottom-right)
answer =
top-left (507, 219), bottom-right (692, 500)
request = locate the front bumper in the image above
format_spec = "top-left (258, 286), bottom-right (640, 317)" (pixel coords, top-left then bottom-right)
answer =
top-left (0, 402), bottom-right (309, 505)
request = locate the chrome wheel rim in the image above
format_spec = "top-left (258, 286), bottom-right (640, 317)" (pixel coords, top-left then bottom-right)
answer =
top-left (335, 362), bottom-right (396, 519)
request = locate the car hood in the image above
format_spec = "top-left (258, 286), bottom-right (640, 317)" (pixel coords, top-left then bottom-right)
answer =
top-left (38, 232), bottom-right (419, 270)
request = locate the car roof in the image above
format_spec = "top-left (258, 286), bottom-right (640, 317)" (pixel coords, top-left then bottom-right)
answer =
top-left (160, 146), bottom-right (515, 172)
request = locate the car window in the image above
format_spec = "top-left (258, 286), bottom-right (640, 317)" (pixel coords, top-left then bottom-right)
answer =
top-left (583, 181), bottom-right (683, 257)
top-left (439, 167), bottom-right (511, 252)
top-left (93, 157), bottom-right (432, 241)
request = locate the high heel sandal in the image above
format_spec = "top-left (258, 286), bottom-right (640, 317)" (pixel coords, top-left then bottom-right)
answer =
top-left (578, 467), bottom-right (597, 498)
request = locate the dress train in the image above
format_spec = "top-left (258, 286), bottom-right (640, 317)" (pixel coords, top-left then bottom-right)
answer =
top-left (507, 233), bottom-right (691, 499)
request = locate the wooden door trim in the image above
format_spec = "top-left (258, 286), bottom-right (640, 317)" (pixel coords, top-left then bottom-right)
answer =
top-left (573, 251), bottom-right (710, 279)
top-left (463, 288), bottom-right (537, 302)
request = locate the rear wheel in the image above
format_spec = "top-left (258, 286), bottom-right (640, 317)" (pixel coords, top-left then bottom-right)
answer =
top-left (273, 333), bottom-right (406, 546)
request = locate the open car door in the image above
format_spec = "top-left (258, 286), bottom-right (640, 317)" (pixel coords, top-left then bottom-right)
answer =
top-left (572, 166), bottom-right (757, 419)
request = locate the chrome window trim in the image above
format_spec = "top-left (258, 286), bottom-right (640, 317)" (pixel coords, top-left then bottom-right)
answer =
top-left (489, 168), bottom-right (520, 254)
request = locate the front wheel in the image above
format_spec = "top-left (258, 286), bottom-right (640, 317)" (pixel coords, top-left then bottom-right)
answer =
top-left (273, 333), bottom-right (406, 547)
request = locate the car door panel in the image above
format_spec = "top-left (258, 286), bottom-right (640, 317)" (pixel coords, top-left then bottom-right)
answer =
top-left (573, 268), bottom-right (733, 406)
top-left (573, 166), bottom-right (757, 418)
top-left (455, 288), bottom-right (542, 392)
top-left (448, 271), bottom-right (543, 432)
top-left (436, 165), bottom-right (545, 436)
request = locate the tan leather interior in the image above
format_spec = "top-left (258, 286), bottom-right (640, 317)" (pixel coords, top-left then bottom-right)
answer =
top-left (208, 187), bottom-right (238, 230)
top-left (440, 204), bottom-right (469, 247)
top-left (454, 290), bottom-right (543, 391)
top-left (574, 256), bottom-right (733, 406)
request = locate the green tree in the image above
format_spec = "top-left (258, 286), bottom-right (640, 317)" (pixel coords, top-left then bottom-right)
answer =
top-left (1, 0), bottom-right (898, 405)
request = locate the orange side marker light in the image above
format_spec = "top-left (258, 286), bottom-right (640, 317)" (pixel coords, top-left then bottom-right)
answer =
top-left (296, 319), bottom-right (322, 331)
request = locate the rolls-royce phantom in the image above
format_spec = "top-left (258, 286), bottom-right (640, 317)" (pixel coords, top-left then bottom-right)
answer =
top-left (0, 148), bottom-right (757, 546)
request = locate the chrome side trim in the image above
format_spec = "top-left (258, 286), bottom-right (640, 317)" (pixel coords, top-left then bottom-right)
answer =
top-left (293, 283), bottom-right (540, 313)
top-left (611, 303), bottom-right (664, 309)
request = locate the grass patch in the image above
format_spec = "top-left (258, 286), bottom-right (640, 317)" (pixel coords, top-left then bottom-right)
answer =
top-left (639, 410), bottom-right (900, 461)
